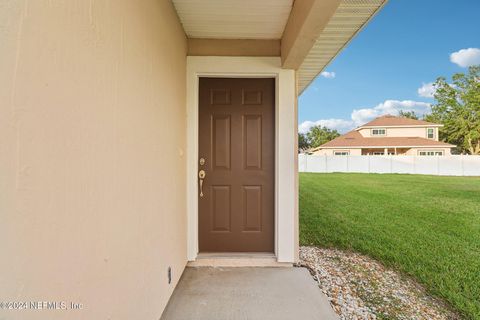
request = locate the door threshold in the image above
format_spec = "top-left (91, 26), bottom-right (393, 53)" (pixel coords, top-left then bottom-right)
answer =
top-left (188, 252), bottom-right (292, 268)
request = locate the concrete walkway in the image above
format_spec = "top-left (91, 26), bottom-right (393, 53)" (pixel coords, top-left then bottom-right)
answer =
top-left (161, 267), bottom-right (339, 320)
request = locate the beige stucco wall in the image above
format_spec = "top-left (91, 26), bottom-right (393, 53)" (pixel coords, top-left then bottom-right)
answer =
top-left (312, 148), bottom-right (362, 156)
top-left (0, 1), bottom-right (187, 319)
top-left (313, 147), bottom-right (452, 156)
top-left (358, 127), bottom-right (438, 140)
top-left (406, 147), bottom-right (452, 155)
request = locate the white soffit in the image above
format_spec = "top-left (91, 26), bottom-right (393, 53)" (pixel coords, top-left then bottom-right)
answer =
top-left (298, 0), bottom-right (387, 93)
top-left (172, 0), bottom-right (293, 39)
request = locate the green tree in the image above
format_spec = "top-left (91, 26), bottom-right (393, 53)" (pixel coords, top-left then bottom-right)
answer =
top-left (398, 110), bottom-right (419, 119)
top-left (425, 65), bottom-right (480, 154)
top-left (298, 133), bottom-right (310, 152)
top-left (306, 125), bottom-right (340, 149)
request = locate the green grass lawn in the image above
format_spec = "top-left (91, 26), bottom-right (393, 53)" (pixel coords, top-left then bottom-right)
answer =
top-left (299, 173), bottom-right (480, 319)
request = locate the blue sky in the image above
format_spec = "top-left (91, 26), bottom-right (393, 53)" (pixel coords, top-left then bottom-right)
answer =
top-left (299, 0), bottom-right (480, 134)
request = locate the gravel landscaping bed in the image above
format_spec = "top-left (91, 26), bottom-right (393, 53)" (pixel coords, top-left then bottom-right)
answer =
top-left (299, 246), bottom-right (460, 320)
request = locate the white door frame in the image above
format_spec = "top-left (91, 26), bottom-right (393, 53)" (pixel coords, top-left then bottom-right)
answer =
top-left (186, 57), bottom-right (297, 263)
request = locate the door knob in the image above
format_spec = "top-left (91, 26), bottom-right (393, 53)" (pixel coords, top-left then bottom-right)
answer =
top-left (198, 170), bottom-right (206, 197)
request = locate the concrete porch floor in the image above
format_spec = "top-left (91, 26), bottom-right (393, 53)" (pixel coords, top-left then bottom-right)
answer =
top-left (161, 267), bottom-right (339, 320)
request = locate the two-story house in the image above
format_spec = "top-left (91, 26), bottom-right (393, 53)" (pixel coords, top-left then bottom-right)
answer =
top-left (312, 115), bottom-right (455, 156)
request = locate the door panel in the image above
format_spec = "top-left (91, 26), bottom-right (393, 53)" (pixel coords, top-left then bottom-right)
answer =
top-left (244, 115), bottom-right (262, 169)
top-left (198, 78), bottom-right (275, 252)
top-left (243, 186), bottom-right (262, 232)
top-left (211, 185), bottom-right (231, 232)
top-left (212, 115), bottom-right (231, 169)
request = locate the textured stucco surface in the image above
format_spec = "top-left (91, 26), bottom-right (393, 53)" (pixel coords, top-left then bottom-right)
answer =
top-left (314, 149), bottom-right (362, 156)
top-left (358, 127), bottom-right (438, 139)
top-left (313, 148), bottom-right (451, 156)
top-left (0, 1), bottom-right (187, 319)
top-left (405, 147), bottom-right (452, 156)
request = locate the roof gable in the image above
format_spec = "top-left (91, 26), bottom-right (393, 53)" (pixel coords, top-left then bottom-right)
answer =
top-left (358, 115), bottom-right (441, 128)
top-left (315, 130), bottom-right (455, 149)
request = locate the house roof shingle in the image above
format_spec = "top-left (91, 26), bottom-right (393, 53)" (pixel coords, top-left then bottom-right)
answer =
top-left (358, 115), bottom-right (442, 128)
top-left (316, 130), bottom-right (455, 149)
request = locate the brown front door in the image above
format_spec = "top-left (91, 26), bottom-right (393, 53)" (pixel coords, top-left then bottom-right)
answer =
top-left (198, 78), bottom-right (275, 252)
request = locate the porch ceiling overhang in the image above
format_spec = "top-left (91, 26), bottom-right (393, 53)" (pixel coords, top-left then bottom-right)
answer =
top-left (172, 0), bottom-right (293, 39)
top-left (297, 0), bottom-right (387, 93)
top-left (172, 0), bottom-right (387, 94)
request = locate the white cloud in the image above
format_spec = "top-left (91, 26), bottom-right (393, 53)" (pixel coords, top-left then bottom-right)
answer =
top-left (320, 71), bottom-right (336, 79)
top-left (350, 108), bottom-right (378, 126)
top-left (450, 48), bottom-right (480, 68)
top-left (417, 82), bottom-right (436, 98)
top-left (300, 100), bottom-right (431, 133)
top-left (299, 119), bottom-right (354, 134)
top-left (352, 100), bottom-right (431, 125)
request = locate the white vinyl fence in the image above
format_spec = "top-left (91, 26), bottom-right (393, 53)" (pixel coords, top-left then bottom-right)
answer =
top-left (299, 154), bottom-right (480, 176)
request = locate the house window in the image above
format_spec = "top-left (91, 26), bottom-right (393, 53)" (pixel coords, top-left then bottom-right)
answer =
top-left (419, 151), bottom-right (443, 156)
top-left (427, 128), bottom-right (435, 139)
top-left (334, 151), bottom-right (349, 156)
top-left (371, 128), bottom-right (386, 136)
top-left (372, 152), bottom-right (384, 155)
